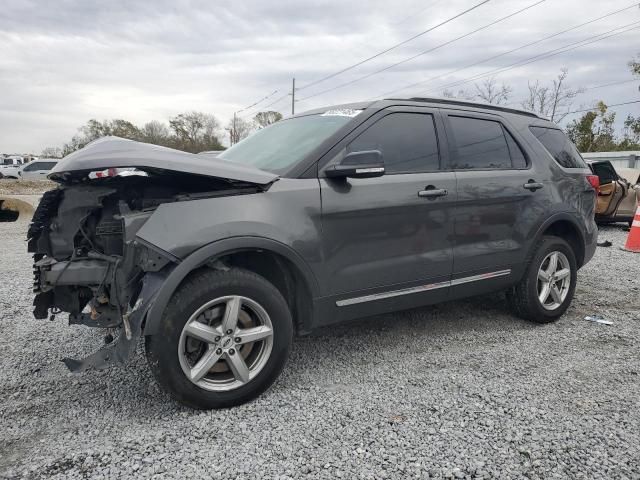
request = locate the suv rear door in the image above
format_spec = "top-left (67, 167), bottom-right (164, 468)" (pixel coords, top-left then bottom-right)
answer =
top-left (441, 110), bottom-right (547, 295)
top-left (318, 106), bottom-right (456, 318)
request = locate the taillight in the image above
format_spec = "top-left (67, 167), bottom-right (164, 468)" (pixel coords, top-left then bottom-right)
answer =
top-left (93, 168), bottom-right (118, 178)
top-left (586, 174), bottom-right (600, 193)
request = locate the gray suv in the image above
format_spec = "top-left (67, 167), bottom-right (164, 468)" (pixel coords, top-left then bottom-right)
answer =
top-left (29, 98), bottom-right (598, 409)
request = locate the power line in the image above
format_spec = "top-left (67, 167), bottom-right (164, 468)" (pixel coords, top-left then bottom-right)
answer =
top-left (236, 90), bottom-right (279, 115)
top-left (416, 21), bottom-right (640, 95)
top-left (583, 78), bottom-right (639, 91)
top-left (372, 2), bottom-right (640, 99)
top-left (297, 0), bottom-right (491, 92)
top-left (297, 0), bottom-right (546, 102)
top-left (565, 100), bottom-right (640, 115)
top-left (260, 92), bottom-right (291, 110)
top-left (392, 0), bottom-right (444, 26)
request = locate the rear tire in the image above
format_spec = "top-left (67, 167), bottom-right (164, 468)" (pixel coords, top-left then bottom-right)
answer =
top-left (145, 268), bottom-right (293, 409)
top-left (506, 236), bottom-right (577, 323)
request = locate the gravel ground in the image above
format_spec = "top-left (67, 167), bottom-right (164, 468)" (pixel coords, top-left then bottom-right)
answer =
top-left (0, 180), bottom-right (55, 196)
top-left (1, 219), bottom-right (639, 479)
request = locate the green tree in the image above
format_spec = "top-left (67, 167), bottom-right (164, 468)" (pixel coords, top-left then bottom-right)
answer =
top-left (619, 115), bottom-right (640, 150)
top-left (618, 54), bottom-right (640, 149)
top-left (109, 119), bottom-right (141, 140)
top-left (630, 53), bottom-right (640, 78)
top-left (565, 101), bottom-right (618, 152)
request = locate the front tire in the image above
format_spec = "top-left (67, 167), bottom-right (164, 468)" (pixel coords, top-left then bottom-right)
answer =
top-left (145, 268), bottom-right (293, 409)
top-left (506, 236), bottom-right (577, 323)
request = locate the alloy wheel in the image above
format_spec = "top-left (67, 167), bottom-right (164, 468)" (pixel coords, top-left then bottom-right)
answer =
top-left (536, 251), bottom-right (571, 311)
top-left (178, 295), bottom-right (274, 391)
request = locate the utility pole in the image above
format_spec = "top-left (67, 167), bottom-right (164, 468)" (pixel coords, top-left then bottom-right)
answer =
top-left (232, 111), bottom-right (237, 145)
top-left (291, 77), bottom-right (296, 115)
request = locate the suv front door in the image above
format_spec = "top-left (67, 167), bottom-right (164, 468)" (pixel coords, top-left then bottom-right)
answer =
top-left (317, 107), bottom-right (456, 320)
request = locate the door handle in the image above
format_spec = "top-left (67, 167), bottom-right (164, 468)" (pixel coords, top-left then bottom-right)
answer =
top-left (523, 180), bottom-right (544, 191)
top-left (418, 186), bottom-right (448, 198)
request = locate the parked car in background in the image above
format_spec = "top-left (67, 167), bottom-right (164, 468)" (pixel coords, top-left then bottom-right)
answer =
top-left (0, 157), bottom-right (25, 178)
top-left (29, 98), bottom-right (598, 409)
top-left (18, 159), bottom-right (58, 180)
top-left (586, 159), bottom-right (640, 226)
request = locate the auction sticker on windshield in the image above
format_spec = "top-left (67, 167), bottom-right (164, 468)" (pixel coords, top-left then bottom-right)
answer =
top-left (321, 109), bottom-right (363, 117)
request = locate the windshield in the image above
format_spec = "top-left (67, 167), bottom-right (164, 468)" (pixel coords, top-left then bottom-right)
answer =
top-left (218, 112), bottom-right (361, 173)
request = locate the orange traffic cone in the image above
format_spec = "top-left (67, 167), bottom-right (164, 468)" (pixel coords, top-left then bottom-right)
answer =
top-left (622, 205), bottom-right (640, 253)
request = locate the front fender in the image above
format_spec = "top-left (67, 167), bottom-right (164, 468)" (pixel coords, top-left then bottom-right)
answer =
top-left (142, 236), bottom-right (320, 335)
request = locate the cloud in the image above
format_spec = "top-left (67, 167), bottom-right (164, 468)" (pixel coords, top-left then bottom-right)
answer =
top-left (0, 0), bottom-right (638, 153)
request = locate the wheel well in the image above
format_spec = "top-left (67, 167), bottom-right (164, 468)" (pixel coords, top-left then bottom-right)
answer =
top-left (542, 220), bottom-right (585, 267)
top-left (215, 250), bottom-right (313, 335)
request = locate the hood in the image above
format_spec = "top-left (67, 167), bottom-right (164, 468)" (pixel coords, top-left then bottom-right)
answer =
top-left (49, 136), bottom-right (279, 185)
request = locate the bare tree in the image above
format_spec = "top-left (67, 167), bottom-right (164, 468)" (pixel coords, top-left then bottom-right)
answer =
top-left (442, 88), bottom-right (475, 100)
top-left (473, 77), bottom-right (512, 105)
top-left (141, 120), bottom-right (170, 145)
top-left (521, 68), bottom-right (583, 123)
top-left (443, 78), bottom-right (511, 105)
top-left (169, 112), bottom-right (222, 152)
top-left (253, 111), bottom-right (283, 128)
top-left (226, 116), bottom-right (253, 145)
top-left (41, 147), bottom-right (62, 158)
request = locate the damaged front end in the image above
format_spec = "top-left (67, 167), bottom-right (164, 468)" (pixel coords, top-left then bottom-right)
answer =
top-left (29, 137), bottom-right (276, 372)
top-left (29, 178), bottom-right (178, 372)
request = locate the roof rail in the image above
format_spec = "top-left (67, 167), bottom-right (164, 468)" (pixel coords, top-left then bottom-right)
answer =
top-left (385, 96), bottom-right (540, 118)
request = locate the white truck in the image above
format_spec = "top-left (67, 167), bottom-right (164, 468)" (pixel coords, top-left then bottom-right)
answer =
top-left (0, 156), bottom-right (25, 179)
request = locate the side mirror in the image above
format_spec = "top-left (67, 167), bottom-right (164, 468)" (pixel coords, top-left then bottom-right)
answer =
top-left (325, 150), bottom-right (385, 179)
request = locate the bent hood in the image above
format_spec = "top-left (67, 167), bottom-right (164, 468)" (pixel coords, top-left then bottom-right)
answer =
top-left (49, 136), bottom-right (278, 185)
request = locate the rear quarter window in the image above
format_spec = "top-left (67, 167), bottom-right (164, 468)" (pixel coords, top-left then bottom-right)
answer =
top-left (529, 126), bottom-right (586, 169)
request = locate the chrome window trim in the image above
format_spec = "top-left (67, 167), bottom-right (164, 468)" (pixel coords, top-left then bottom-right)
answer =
top-left (336, 269), bottom-right (511, 307)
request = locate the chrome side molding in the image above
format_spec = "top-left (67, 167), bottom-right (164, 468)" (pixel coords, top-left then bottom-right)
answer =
top-left (336, 269), bottom-right (511, 307)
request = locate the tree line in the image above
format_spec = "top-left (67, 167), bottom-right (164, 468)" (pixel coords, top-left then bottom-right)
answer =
top-left (41, 110), bottom-right (283, 158)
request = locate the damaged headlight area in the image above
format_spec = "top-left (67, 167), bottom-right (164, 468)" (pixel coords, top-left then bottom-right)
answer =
top-left (28, 172), bottom-right (255, 372)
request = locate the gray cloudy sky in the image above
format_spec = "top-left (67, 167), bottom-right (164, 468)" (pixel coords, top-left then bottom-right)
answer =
top-left (1, 0), bottom-right (639, 153)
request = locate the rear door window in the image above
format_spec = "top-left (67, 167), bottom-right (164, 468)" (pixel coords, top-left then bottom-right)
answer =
top-left (447, 116), bottom-right (526, 170)
top-left (529, 126), bottom-right (586, 169)
top-left (347, 112), bottom-right (440, 173)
